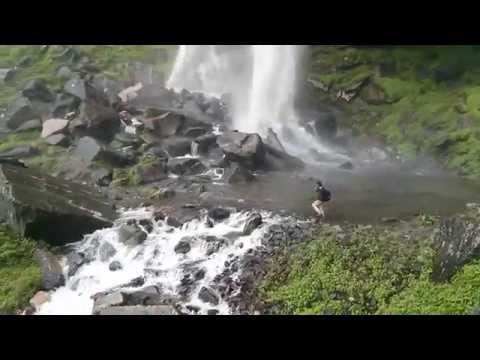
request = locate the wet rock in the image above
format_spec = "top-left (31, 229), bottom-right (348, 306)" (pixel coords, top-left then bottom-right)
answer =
top-left (175, 239), bottom-right (192, 254)
top-left (91, 74), bottom-right (122, 106)
top-left (56, 66), bottom-right (74, 80)
top-left (66, 252), bottom-right (86, 277)
top-left (142, 111), bottom-right (185, 137)
top-left (99, 242), bottom-right (117, 262)
top-left (183, 127), bottom-right (208, 138)
top-left (0, 68), bottom-right (15, 84)
top-left (0, 145), bottom-right (40, 160)
top-left (167, 158), bottom-right (206, 176)
top-left (79, 97), bottom-right (118, 135)
top-left (217, 131), bottom-right (266, 169)
top-left (73, 136), bottom-right (103, 163)
top-left (118, 223), bottom-right (147, 247)
top-left (265, 128), bottom-right (286, 153)
top-left (138, 219), bottom-right (153, 233)
top-left (193, 133), bottom-right (218, 155)
top-left (432, 215), bottom-right (480, 282)
top-left (205, 236), bottom-right (227, 255)
top-left (340, 161), bottom-right (354, 170)
top-left (98, 305), bottom-right (177, 315)
top-left (101, 148), bottom-right (137, 167)
top-left (131, 158), bottom-right (168, 185)
top-left (15, 119), bottom-right (42, 133)
top-left (114, 132), bottom-right (142, 147)
top-left (223, 163), bottom-right (255, 183)
top-left (92, 291), bottom-right (126, 314)
top-left (64, 77), bottom-right (87, 101)
top-left (41, 118), bottom-right (70, 138)
top-left (109, 261), bottom-right (122, 271)
top-left (52, 94), bottom-right (80, 119)
top-left (198, 287), bottom-right (219, 306)
top-left (150, 187), bottom-right (176, 200)
top-left (243, 213), bottom-right (262, 235)
top-left (161, 136), bottom-right (193, 157)
top-left (166, 216), bottom-right (182, 228)
top-left (207, 309), bottom-right (219, 315)
top-left (34, 249), bottom-right (65, 290)
top-left (208, 207), bottom-right (230, 221)
top-left (2, 96), bottom-right (37, 130)
top-left (264, 144), bottom-right (305, 171)
top-left (91, 168), bottom-right (112, 187)
top-left (22, 79), bottom-right (55, 103)
top-left (29, 291), bottom-right (51, 311)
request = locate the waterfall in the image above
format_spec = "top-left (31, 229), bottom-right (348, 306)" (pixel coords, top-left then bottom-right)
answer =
top-left (167, 45), bottom-right (342, 161)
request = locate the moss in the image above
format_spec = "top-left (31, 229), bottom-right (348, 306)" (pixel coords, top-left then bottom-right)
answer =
top-left (374, 77), bottom-right (420, 103)
top-left (0, 226), bottom-right (42, 314)
top-left (465, 87), bottom-right (480, 119)
top-left (260, 224), bottom-right (434, 315)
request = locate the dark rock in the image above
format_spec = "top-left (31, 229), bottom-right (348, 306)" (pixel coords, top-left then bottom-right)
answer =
top-left (340, 161), bottom-right (354, 170)
top-left (162, 136), bottom-right (193, 157)
top-left (0, 68), bottom-right (16, 84)
top-left (144, 146), bottom-right (169, 159)
top-left (207, 309), bottom-right (219, 315)
top-left (15, 119), bottom-right (42, 133)
top-left (138, 219), bottom-right (153, 233)
top-left (79, 97), bottom-right (118, 135)
top-left (101, 148), bottom-right (137, 167)
top-left (432, 215), bottom-right (480, 282)
top-left (265, 128), bottom-right (286, 153)
top-left (132, 158), bottom-right (168, 185)
top-left (45, 134), bottom-right (70, 147)
top-left (0, 158), bottom-right (27, 168)
top-left (198, 287), bottom-right (219, 306)
top-left (99, 242), bottom-right (117, 262)
top-left (204, 236), bottom-right (226, 255)
top-left (167, 158), bottom-right (206, 176)
top-left (183, 127), bottom-right (208, 138)
top-left (193, 133), bottom-right (218, 155)
top-left (109, 261), bottom-right (122, 271)
top-left (114, 132), bottom-right (142, 147)
top-left (434, 65), bottom-right (465, 83)
top-left (118, 223), bottom-right (147, 247)
top-left (361, 82), bottom-right (386, 105)
top-left (166, 216), bottom-right (182, 228)
top-left (174, 239), bottom-right (192, 254)
top-left (0, 145), bottom-right (40, 160)
top-left (243, 213), bottom-right (262, 235)
top-left (98, 305), bottom-right (177, 315)
top-left (22, 79), bottom-right (55, 103)
top-left (34, 249), bottom-right (65, 290)
top-left (0, 164), bottom-right (115, 245)
top-left (223, 163), bottom-right (255, 184)
top-left (66, 252), bottom-right (86, 277)
top-left (381, 217), bottom-right (398, 223)
top-left (208, 208), bottom-right (230, 221)
top-left (217, 131), bottom-right (266, 169)
top-left (91, 168), bottom-right (112, 187)
top-left (91, 74), bottom-right (122, 107)
top-left (52, 94), bottom-right (80, 119)
top-left (2, 96), bottom-right (37, 130)
top-left (141, 112), bottom-right (185, 137)
top-left (263, 144), bottom-right (305, 171)
top-left (64, 78), bottom-right (87, 101)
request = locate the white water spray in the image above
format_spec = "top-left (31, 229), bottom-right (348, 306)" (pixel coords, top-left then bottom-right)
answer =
top-left (167, 45), bottom-right (343, 161)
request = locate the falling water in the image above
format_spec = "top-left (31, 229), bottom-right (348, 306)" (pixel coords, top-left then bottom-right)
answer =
top-left (167, 45), bottom-right (341, 161)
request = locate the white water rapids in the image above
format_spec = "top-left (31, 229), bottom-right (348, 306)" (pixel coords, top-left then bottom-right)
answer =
top-left (37, 208), bottom-right (286, 315)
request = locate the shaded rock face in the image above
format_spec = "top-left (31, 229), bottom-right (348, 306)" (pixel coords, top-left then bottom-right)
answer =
top-left (223, 163), bottom-right (255, 184)
top-left (243, 213), bottom-right (262, 235)
top-left (0, 164), bottom-right (115, 245)
top-left (22, 79), bottom-right (55, 103)
top-left (73, 136), bottom-right (103, 163)
top-left (167, 158), bottom-right (206, 176)
top-left (432, 215), bottom-right (480, 282)
top-left (2, 96), bottom-right (38, 130)
top-left (217, 131), bottom-right (266, 169)
top-left (299, 109), bottom-right (337, 141)
top-left (34, 249), bottom-right (65, 290)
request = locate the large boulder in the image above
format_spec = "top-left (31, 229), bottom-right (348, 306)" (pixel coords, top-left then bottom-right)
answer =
top-left (33, 249), bottom-right (65, 290)
top-left (118, 222), bottom-right (147, 247)
top-left (64, 77), bottom-right (87, 101)
top-left (22, 79), bottom-right (55, 103)
top-left (2, 96), bottom-right (38, 130)
top-left (243, 213), bottom-right (262, 235)
top-left (131, 158), bottom-right (168, 185)
top-left (217, 131), bottom-right (266, 169)
top-left (161, 137), bottom-right (192, 157)
top-left (72, 136), bottom-right (103, 163)
top-left (263, 144), bottom-right (305, 171)
top-left (0, 164), bottom-right (116, 245)
top-left (141, 112), bottom-right (185, 137)
top-left (223, 163), bottom-right (255, 184)
top-left (91, 74), bottom-right (122, 107)
top-left (193, 133), bottom-right (218, 155)
top-left (432, 214), bottom-right (480, 282)
top-left (167, 158), bottom-right (206, 176)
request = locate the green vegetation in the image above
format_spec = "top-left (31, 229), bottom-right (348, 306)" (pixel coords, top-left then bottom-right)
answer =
top-left (0, 226), bottom-right (41, 314)
top-left (308, 45), bottom-right (480, 178)
top-left (260, 220), bottom-right (480, 315)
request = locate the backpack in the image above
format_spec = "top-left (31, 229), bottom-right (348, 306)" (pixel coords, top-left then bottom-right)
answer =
top-left (320, 188), bottom-right (331, 202)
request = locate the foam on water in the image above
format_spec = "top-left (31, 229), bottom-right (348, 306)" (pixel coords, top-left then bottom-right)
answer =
top-left (36, 207), bottom-right (285, 315)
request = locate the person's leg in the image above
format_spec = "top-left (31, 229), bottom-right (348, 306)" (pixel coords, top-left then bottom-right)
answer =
top-left (312, 200), bottom-right (322, 217)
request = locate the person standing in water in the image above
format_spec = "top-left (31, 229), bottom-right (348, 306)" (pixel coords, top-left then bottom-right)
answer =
top-left (312, 180), bottom-right (331, 221)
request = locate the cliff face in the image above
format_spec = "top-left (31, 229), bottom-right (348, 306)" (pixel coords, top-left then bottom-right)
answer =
top-left (303, 45), bottom-right (480, 178)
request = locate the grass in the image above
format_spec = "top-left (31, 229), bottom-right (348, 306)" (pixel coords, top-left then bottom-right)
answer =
top-left (0, 226), bottom-right (42, 314)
